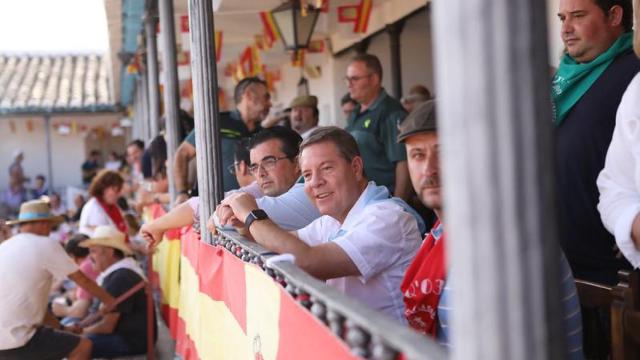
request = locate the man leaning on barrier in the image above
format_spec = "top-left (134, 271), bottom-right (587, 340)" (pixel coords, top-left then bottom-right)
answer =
top-left (219, 127), bottom-right (423, 322)
top-left (141, 126), bottom-right (320, 247)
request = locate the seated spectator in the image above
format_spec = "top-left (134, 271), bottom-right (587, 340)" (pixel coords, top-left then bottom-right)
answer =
top-left (79, 226), bottom-right (154, 358)
top-left (597, 10), bottom-right (640, 268)
top-left (69, 194), bottom-right (86, 223)
top-left (397, 101), bottom-right (582, 358)
top-left (219, 127), bottom-right (423, 322)
top-left (400, 85), bottom-right (432, 113)
top-left (51, 234), bottom-right (99, 326)
top-left (49, 192), bottom-right (67, 217)
top-left (141, 126), bottom-right (321, 247)
top-left (104, 152), bottom-right (123, 172)
top-left (0, 200), bottom-right (114, 360)
top-left (79, 170), bottom-right (128, 238)
top-left (31, 174), bottom-right (49, 198)
top-left (81, 151), bottom-right (102, 187)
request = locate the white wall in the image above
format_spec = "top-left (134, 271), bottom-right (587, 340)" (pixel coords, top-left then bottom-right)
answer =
top-left (0, 113), bottom-right (123, 193)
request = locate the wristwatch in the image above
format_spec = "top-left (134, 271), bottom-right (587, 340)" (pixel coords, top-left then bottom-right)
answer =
top-left (244, 209), bottom-right (269, 229)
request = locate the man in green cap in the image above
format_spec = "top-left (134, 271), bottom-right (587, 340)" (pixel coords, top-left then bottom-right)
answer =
top-left (553, 0), bottom-right (640, 285)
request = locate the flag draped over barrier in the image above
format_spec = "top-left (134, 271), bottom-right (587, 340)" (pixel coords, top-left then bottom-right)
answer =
top-left (148, 206), bottom-right (357, 359)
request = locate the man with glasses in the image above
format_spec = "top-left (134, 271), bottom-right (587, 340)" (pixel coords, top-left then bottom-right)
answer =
top-left (173, 77), bottom-right (272, 203)
top-left (214, 126), bottom-right (320, 231)
top-left (140, 127), bottom-right (320, 246)
top-left (218, 127), bottom-right (423, 322)
top-left (345, 54), bottom-right (411, 202)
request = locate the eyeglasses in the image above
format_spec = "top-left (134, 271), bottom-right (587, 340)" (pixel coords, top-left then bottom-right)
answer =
top-left (343, 74), bottom-right (372, 85)
top-left (248, 156), bottom-right (289, 176)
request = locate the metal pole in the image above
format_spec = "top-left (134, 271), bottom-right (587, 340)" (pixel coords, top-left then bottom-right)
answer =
top-left (188, 0), bottom-right (223, 244)
top-left (44, 115), bottom-right (54, 191)
top-left (432, 0), bottom-right (564, 359)
top-left (140, 71), bottom-right (150, 142)
top-left (145, 2), bottom-right (160, 138)
top-left (386, 21), bottom-right (404, 99)
top-left (158, 0), bottom-right (181, 203)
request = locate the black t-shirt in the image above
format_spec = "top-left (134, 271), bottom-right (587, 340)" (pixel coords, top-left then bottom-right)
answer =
top-left (555, 49), bottom-right (640, 284)
top-left (102, 268), bottom-right (155, 352)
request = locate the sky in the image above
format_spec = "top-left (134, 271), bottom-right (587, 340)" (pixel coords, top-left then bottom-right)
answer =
top-left (0, 0), bottom-right (109, 54)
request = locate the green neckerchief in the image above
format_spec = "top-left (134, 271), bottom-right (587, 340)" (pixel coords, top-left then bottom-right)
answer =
top-left (551, 32), bottom-right (633, 126)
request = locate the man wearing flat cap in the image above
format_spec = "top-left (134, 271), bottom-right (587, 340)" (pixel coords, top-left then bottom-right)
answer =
top-left (0, 200), bottom-right (114, 360)
top-left (79, 225), bottom-right (154, 359)
top-left (290, 95), bottom-right (320, 140)
top-left (397, 101), bottom-right (583, 358)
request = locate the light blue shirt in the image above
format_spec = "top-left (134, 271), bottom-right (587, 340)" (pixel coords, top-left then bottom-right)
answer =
top-left (257, 183), bottom-right (321, 231)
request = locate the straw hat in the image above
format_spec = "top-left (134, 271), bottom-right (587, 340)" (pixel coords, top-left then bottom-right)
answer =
top-left (80, 225), bottom-right (133, 256)
top-left (6, 200), bottom-right (65, 226)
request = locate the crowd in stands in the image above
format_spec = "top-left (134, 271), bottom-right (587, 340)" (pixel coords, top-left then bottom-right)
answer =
top-left (2, 0), bottom-right (640, 358)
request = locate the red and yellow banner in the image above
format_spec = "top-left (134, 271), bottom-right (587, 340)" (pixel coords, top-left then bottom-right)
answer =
top-left (214, 31), bottom-right (223, 63)
top-left (260, 12), bottom-right (280, 46)
top-left (148, 205), bottom-right (358, 359)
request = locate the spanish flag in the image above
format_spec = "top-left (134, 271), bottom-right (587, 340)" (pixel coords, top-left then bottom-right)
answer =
top-left (259, 12), bottom-right (280, 45)
top-left (354, 0), bottom-right (372, 33)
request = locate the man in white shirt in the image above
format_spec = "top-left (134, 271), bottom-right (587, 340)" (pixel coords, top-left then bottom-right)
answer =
top-left (0, 200), bottom-right (114, 360)
top-left (220, 127), bottom-right (423, 322)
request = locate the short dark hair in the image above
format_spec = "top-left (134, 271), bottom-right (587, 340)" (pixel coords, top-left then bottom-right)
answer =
top-left (88, 170), bottom-right (124, 199)
top-left (148, 135), bottom-right (167, 178)
top-left (350, 53), bottom-right (383, 81)
top-left (593, 0), bottom-right (633, 32)
top-left (234, 77), bottom-right (268, 104)
top-left (233, 138), bottom-right (251, 165)
top-left (35, 174), bottom-right (45, 181)
top-left (128, 139), bottom-right (145, 150)
top-left (300, 126), bottom-right (361, 163)
top-left (65, 233), bottom-right (89, 258)
top-left (340, 93), bottom-right (356, 106)
top-left (248, 126), bottom-right (302, 160)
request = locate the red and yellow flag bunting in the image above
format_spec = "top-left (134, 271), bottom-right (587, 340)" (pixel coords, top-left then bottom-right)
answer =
top-left (260, 11), bottom-right (281, 45)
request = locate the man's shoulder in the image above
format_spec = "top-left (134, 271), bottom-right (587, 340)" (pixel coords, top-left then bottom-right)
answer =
top-left (104, 267), bottom-right (143, 284)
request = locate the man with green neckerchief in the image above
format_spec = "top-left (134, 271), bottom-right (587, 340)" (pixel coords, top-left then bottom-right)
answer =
top-left (553, 0), bottom-right (640, 288)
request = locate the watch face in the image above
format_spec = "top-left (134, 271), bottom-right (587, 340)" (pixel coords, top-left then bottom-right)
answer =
top-left (252, 209), bottom-right (268, 220)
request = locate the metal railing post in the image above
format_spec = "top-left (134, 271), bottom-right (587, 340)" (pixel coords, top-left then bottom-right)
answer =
top-left (188, 0), bottom-right (224, 244)
top-left (432, 0), bottom-right (564, 359)
top-left (158, 0), bottom-right (181, 203)
top-left (144, 2), bottom-right (160, 138)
